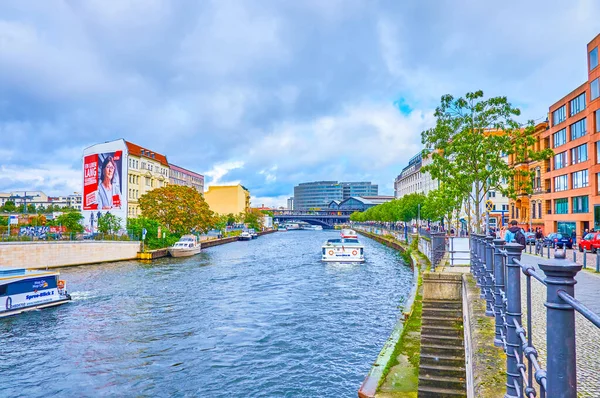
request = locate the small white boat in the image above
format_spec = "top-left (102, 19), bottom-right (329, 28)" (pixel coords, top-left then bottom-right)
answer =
top-left (340, 228), bottom-right (358, 239)
top-left (302, 224), bottom-right (323, 231)
top-left (285, 223), bottom-right (301, 230)
top-left (248, 229), bottom-right (258, 239)
top-left (168, 235), bottom-right (201, 257)
top-left (1, 268), bottom-right (71, 318)
top-left (239, 231), bottom-right (252, 241)
top-left (277, 226), bottom-right (287, 231)
top-left (321, 236), bottom-right (365, 262)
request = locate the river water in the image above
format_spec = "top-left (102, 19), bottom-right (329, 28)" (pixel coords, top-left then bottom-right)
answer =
top-left (1, 230), bottom-right (413, 397)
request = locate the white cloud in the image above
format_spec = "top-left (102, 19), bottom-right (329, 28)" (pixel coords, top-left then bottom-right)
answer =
top-left (203, 161), bottom-right (245, 188)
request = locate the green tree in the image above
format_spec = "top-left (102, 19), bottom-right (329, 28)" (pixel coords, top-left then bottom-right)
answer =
top-left (422, 90), bottom-right (552, 233)
top-left (138, 185), bottom-right (215, 234)
top-left (97, 213), bottom-right (122, 234)
top-left (2, 201), bottom-right (16, 212)
top-left (244, 208), bottom-right (264, 230)
top-left (55, 212), bottom-right (84, 233)
top-left (127, 217), bottom-right (178, 249)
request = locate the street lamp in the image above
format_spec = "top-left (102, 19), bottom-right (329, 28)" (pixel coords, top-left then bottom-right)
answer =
top-left (9, 192), bottom-right (40, 214)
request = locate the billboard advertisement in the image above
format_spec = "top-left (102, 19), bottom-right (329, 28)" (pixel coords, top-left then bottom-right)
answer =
top-left (82, 139), bottom-right (128, 233)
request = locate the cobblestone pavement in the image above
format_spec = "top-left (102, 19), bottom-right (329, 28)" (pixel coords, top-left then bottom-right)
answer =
top-left (518, 253), bottom-right (600, 397)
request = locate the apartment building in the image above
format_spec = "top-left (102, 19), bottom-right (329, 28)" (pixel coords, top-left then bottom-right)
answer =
top-left (0, 191), bottom-right (82, 210)
top-left (507, 122), bottom-right (551, 232)
top-left (394, 152), bottom-right (437, 199)
top-left (125, 141), bottom-right (170, 218)
top-left (204, 185), bottom-right (250, 215)
top-left (540, 34), bottom-right (600, 236)
top-left (169, 164), bottom-right (204, 193)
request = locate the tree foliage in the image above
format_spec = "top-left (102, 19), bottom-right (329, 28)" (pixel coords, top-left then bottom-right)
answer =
top-left (97, 213), bottom-right (122, 234)
top-left (244, 208), bottom-right (264, 230)
top-left (138, 185), bottom-right (215, 234)
top-left (127, 217), bottom-right (179, 249)
top-left (421, 90), bottom-right (553, 232)
top-left (349, 194), bottom-right (427, 224)
top-left (54, 212), bottom-right (84, 233)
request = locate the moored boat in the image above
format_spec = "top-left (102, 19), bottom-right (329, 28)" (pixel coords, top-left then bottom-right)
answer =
top-left (239, 231), bottom-right (252, 241)
top-left (340, 228), bottom-right (358, 239)
top-left (1, 269), bottom-right (72, 317)
top-left (168, 235), bottom-right (201, 257)
top-left (248, 229), bottom-right (258, 239)
top-left (321, 236), bottom-right (365, 262)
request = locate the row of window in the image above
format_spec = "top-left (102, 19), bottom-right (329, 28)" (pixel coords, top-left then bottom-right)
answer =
top-left (554, 170), bottom-right (588, 191)
top-left (551, 83), bottom-right (599, 131)
top-left (553, 143), bottom-right (588, 169)
top-left (128, 189), bottom-right (139, 200)
top-left (555, 196), bottom-right (589, 214)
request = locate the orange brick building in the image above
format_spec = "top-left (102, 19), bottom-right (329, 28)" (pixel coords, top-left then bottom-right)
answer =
top-left (507, 122), bottom-right (550, 233)
top-left (540, 34), bottom-right (600, 237)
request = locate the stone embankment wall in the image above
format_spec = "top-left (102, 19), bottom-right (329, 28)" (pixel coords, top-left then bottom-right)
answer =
top-left (0, 241), bottom-right (140, 269)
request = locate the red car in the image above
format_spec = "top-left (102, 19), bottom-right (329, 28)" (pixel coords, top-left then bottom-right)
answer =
top-left (578, 232), bottom-right (600, 252)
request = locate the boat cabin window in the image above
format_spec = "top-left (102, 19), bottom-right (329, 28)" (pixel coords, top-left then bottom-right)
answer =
top-left (0, 285), bottom-right (7, 296)
top-left (342, 239), bottom-right (359, 244)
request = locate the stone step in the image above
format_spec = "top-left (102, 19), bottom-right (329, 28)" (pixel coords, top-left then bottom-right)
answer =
top-left (420, 353), bottom-right (465, 368)
top-left (418, 385), bottom-right (467, 398)
top-left (421, 325), bottom-right (463, 337)
top-left (419, 364), bottom-right (466, 379)
top-left (422, 300), bottom-right (463, 310)
top-left (424, 308), bottom-right (463, 318)
top-left (422, 316), bottom-right (462, 328)
top-left (420, 344), bottom-right (465, 357)
top-left (421, 334), bottom-right (464, 347)
top-left (418, 373), bottom-right (466, 391)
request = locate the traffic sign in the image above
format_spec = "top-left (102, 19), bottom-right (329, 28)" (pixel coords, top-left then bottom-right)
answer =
top-left (485, 200), bottom-right (493, 213)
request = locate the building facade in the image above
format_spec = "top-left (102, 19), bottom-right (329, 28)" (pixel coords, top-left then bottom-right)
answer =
top-left (125, 141), bottom-right (170, 218)
top-left (287, 197), bottom-right (294, 210)
top-left (169, 164), bottom-right (204, 193)
top-left (204, 185), bottom-right (250, 215)
top-left (293, 181), bottom-right (378, 210)
top-left (507, 122), bottom-right (551, 232)
top-left (538, 34), bottom-right (600, 237)
top-left (0, 191), bottom-right (82, 210)
top-left (394, 152), bottom-right (437, 199)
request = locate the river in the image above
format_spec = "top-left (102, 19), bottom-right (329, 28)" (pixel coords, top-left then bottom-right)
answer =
top-left (1, 230), bottom-right (413, 397)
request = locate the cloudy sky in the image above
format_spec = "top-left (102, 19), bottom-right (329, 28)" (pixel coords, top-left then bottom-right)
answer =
top-left (1, 1), bottom-right (599, 207)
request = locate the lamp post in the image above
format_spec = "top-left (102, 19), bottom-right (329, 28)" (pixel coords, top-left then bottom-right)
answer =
top-left (529, 194), bottom-right (533, 233)
top-left (9, 192), bottom-right (39, 214)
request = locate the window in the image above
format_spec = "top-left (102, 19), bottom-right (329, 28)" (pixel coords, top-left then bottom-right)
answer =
top-left (591, 47), bottom-right (598, 70)
top-left (553, 128), bottom-right (567, 148)
top-left (532, 202), bottom-right (536, 219)
top-left (570, 118), bottom-right (587, 140)
top-left (554, 174), bottom-right (568, 191)
top-left (597, 110), bottom-right (600, 133)
top-left (555, 198), bottom-right (568, 214)
top-left (573, 196), bottom-right (589, 213)
top-left (570, 93), bottom-right (586, 116)
top-left (571, 144), bottom-right (588, 164)
top-left (535, 168), bottom-right (541, 189)
top-left (592, 78), bottom-right (600, 101)
top-left (552, 105), bottom-right (566, 126)
top-left (538, 202), bottom-right (542, 219)
top-left (572, 170), bottom-right (588, 189)
top-left (145, 177), bottom-right (151, 186)
top-left (554, 151), bottom-right (567, 169)
top-left (598, 173), bottom-right (600, 194)
top-left (502, 204), bottom-right (509, 211)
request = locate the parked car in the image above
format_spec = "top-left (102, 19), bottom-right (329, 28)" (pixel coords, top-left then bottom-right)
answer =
top-left (524, 231), bottom-right (536, 245)
top-left (578, 232), bottom-right (600, 252)
top-left (543, 233), bottom-right (573, 249)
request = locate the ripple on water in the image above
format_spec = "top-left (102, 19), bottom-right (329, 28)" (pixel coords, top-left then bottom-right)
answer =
top-left (2, 231), bottom-right (413, 397)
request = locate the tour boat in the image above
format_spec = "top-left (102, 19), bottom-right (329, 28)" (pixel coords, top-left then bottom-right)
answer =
top-left (248, 229), bottom-right (258, 239)
top-left (277, 226), bottom-right (287, 231)
top-left (168, 235), bottom-right (201, 257)
top-left (321, 236), bottom-right (365, 262)
top-left (302, 225), bottom-right (324, 231)
top-left (285, 223), bottom-right (301, 230)
top-left (239, 231), bottom-right (252, 241)
top-left (0, 268), bottom-right (72, 318)
top-left (340, 228), bottom-right (358, 239)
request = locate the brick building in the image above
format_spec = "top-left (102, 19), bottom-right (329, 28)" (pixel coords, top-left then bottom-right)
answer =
top-left (540, 34), bottom-right (600, 236)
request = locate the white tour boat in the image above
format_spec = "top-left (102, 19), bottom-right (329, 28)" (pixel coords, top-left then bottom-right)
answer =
top-left (302, 224), bottom-right (324, 231)
top-left (168, 235), bottom-right (201, 257)
top-left (248, 228), bottom-right (258, 239)
top-left (340, 228), bottom-right (358, 239)
top-left (239, 231), bottom-right (253, 241)
top-left (1, 268), bottom-right (71, 318)
top-left (321, 230), bottom-right (365, 263)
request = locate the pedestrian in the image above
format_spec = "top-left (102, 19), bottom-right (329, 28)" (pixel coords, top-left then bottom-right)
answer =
top-left (505, 220), bottom-right (526, 245)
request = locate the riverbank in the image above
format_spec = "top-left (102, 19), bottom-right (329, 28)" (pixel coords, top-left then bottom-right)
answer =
top-left (357, 229), bottom-right (426, 398)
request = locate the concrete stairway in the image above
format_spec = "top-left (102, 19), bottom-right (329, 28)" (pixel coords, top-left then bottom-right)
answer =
top-left (417, 300), bottom-right (467, 398)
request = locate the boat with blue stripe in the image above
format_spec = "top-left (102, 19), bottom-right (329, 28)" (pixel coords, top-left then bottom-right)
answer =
top-left (0, 268), bottom-right (71, 318)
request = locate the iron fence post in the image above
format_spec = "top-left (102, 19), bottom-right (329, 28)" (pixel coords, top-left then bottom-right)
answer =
top-left (539, 259), bottom-right (582, 398)
top-left (485, 236), bottom-right (495, 316)
top-left (583, 249), bottom-right (587, 269)
top-left (493, 238), bottom-right (507, 345)
top-left (504, 242), bottom-right (524, 398)
top-left (474, 234), bottom-right (481, 287)
top-left (597, 253), bottom-right (600, 273)
top-left (573, 250), bottom-right (576, 262)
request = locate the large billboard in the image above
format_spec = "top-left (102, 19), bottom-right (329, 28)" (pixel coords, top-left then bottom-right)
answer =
top-left (82, 139), bottom-right (128, 233)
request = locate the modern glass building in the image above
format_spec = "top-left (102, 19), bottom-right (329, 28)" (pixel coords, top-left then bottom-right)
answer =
top-left (293, 181), bottom-right (378, 210)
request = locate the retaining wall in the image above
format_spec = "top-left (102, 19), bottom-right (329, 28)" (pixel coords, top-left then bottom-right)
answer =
top-left (0, 241), bottom-right (141, 269)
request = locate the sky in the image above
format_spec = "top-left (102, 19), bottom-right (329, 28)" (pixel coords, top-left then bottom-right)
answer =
top-left (1, 1), bottom-right (599, 208)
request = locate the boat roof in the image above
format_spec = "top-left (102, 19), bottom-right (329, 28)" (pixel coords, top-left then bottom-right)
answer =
top-left (0, 268), bottom-right (60, 285)
top-left (323, 238), bottom-right (362, 246)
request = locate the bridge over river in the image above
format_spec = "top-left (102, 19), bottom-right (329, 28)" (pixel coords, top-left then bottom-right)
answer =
top-left (272, 209), bottom-right (353, 228)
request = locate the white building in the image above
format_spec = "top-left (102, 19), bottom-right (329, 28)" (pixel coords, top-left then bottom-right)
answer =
top-left (0, 191), bottom-right (82, 210)
top-left (394, 152), bottom-right (437, 199)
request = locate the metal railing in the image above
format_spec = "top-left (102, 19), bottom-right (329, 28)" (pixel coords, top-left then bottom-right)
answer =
top-left (470, 233), bottom-right (600, 397)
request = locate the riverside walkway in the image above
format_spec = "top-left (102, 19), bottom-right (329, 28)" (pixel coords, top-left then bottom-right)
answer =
top-left (517, 252), bottom-right (600, 396)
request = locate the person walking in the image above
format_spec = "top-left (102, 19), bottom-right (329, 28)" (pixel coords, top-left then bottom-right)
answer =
top-left (505, 220), bottom-right (526, 245)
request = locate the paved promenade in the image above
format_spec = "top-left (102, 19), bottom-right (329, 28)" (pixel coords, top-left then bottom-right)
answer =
top-left (518, 252), bottom-right (600, 397)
